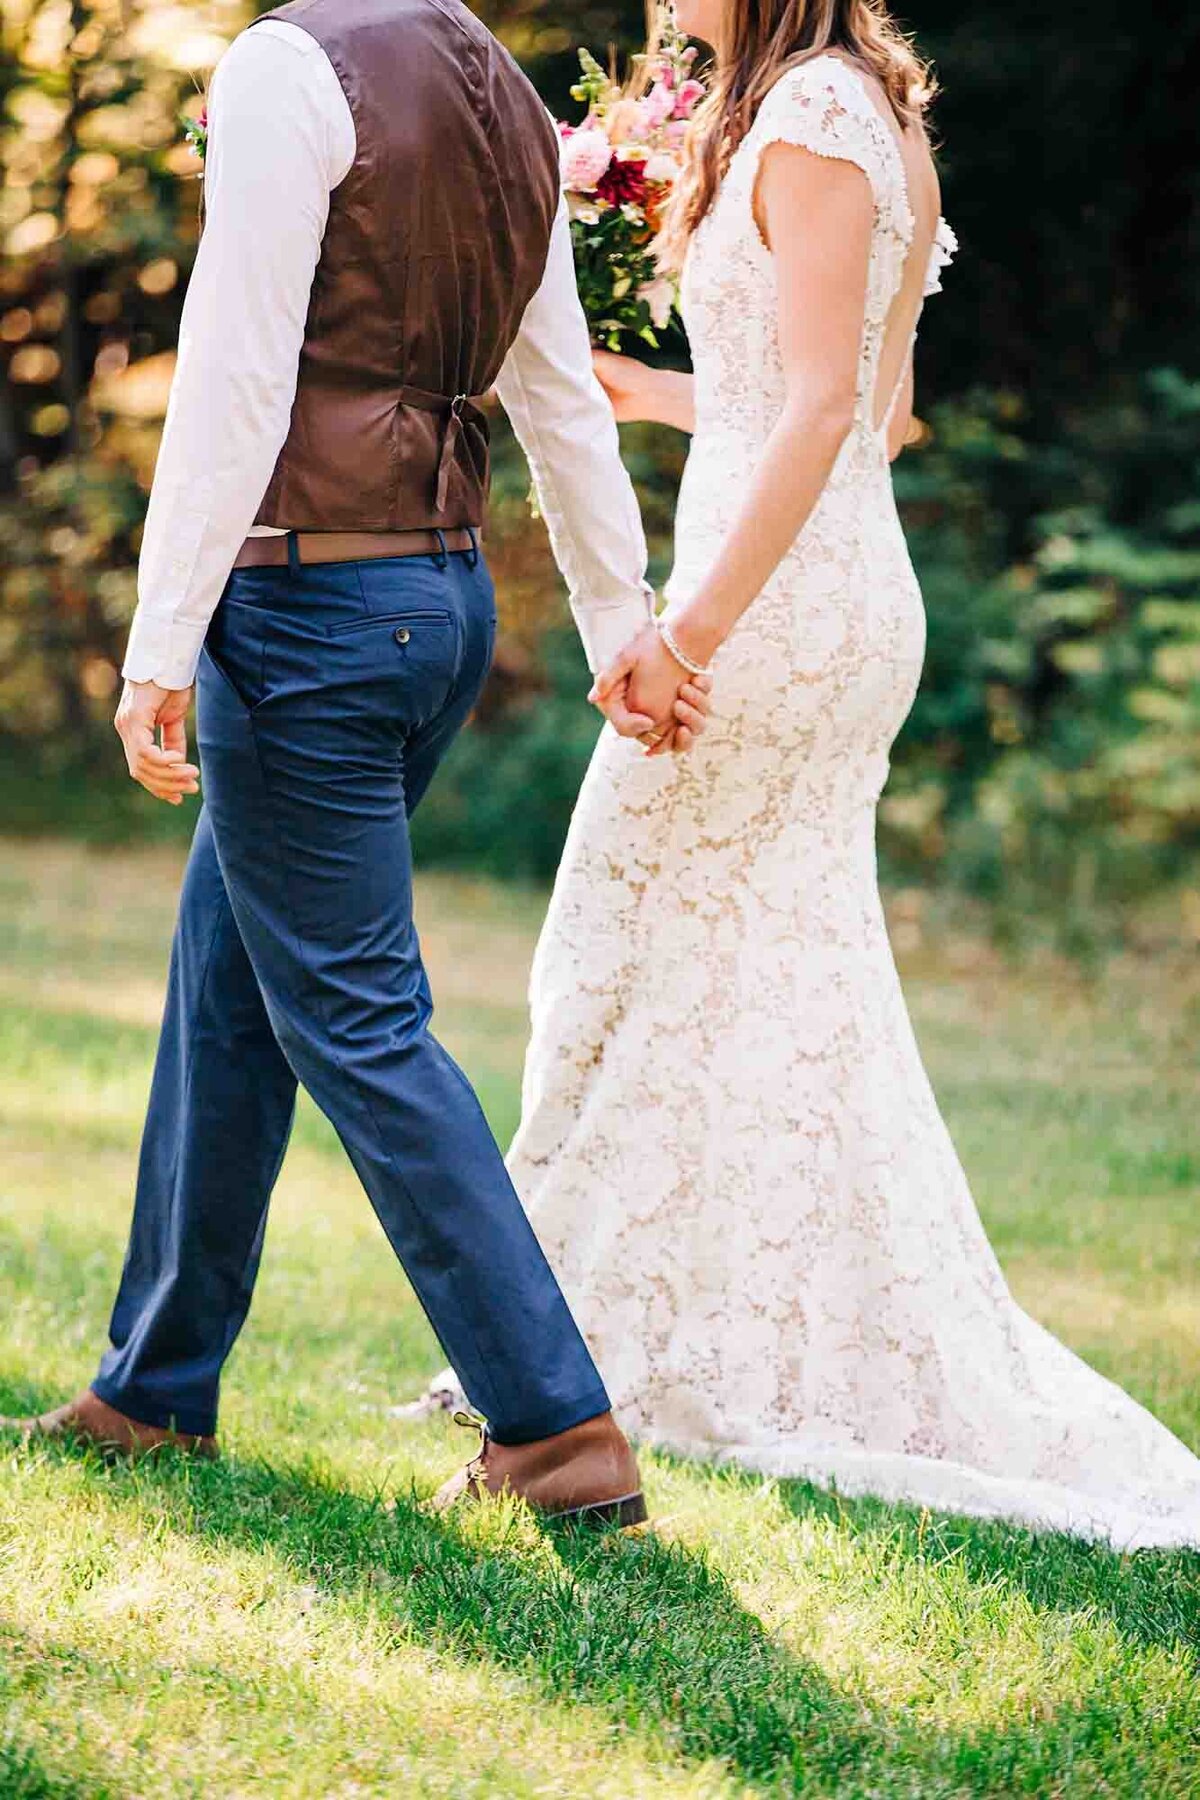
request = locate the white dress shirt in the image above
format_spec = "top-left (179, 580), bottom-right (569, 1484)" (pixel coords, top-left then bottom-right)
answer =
top-left (123, 21), bottom-right (652, 689)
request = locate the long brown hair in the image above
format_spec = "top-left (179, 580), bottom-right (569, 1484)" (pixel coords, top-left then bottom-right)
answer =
top-left (657, 0), bottom-right (935, 271)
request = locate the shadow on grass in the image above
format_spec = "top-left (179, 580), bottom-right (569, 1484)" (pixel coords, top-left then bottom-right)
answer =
top-left (161, 1455), bottom-right (875, 1792)
top-left (8, 1443), bottom-right (1195, 1797)
top-left (773, 1473), bottom-right (1200, 1657)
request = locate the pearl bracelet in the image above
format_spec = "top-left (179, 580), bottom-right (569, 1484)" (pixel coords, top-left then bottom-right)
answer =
top-left (656, 616), bottom-right (712, 678)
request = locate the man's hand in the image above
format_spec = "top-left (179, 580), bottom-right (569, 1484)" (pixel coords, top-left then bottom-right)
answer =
top-left (114, 680), bottom-right (200, 805)
top-left (589, 625), bottom-right (713, 756)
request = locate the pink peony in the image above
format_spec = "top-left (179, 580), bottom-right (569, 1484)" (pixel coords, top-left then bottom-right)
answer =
top-left (561, 124), bottom-right (614, 193)
top-left (673, 79), bottom-right (705, 120)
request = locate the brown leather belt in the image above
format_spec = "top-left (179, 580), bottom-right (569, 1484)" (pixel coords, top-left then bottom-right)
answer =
top-left (234, 528), bottom-right (477, 569)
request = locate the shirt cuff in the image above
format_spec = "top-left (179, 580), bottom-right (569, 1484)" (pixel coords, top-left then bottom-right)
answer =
top-left (121, 611), bottom-right (206, 690)
top-left (571, 585), bottom-right (656, 675)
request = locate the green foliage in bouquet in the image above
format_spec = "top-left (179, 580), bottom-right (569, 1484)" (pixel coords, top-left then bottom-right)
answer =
top-left (568, 204), bottom-right (663, 353)
top-left (569, 45), bottom-right (611, 113)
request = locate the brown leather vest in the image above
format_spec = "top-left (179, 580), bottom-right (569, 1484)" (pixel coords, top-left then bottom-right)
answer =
top-left (251, 0), bottom-right (560, 531)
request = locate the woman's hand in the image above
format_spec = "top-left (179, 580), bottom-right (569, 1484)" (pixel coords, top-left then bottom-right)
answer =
top-left (592, 351), bottom-right (697, 433)
top-left (592, 349), bottom-right (655, 424)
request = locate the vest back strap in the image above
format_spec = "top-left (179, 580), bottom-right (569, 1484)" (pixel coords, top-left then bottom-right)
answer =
top-left (399, 386), bottom-right (491, 514)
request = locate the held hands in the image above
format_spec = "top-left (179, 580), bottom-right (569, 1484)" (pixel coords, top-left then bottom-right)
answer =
top-left (589, 623), bottom-right (713, 758)
top-left (114, 680), bottom-right (200, 804)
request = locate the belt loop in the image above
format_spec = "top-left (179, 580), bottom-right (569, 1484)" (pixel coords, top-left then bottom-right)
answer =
top-left (464, 527), bottom-right (480, 571)
top-left (286, 531), bottom-right (302, 576)
top-left (432, 529), bottom-right (449, 571)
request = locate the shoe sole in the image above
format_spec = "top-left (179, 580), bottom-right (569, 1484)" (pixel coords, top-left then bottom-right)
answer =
top-left (0, 1421), bottom-right (218, 1460)
top-left (547, 1490), bottom-right (649, 1529)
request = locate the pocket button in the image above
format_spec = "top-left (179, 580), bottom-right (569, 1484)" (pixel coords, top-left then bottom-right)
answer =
top-left (395, 626), bottom-right (411, 645)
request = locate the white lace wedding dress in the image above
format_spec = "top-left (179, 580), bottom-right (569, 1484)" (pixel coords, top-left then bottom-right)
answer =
top-left (423, 57), bottom-right (1200, 1550)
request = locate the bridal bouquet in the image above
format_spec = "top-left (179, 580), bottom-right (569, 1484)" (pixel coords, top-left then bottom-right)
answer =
top-left (557, 17), bottom-right (705, 350)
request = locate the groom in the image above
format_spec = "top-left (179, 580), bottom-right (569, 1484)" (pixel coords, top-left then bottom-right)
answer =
top-left (4, 0), bottom-right (707, 1520)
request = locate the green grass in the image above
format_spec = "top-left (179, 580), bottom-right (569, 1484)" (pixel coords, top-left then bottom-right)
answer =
top-left (1, 840), bottom-right (1197, 1799)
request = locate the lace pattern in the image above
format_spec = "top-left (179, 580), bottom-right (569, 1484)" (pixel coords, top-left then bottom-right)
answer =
top-left (491, 58), bottom-right (1200, 1548)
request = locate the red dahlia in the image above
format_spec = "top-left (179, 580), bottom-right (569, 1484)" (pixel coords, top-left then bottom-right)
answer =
top-left (596, 156), bottom-right (648, 210)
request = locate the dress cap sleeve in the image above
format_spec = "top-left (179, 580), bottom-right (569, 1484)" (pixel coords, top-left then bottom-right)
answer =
top-left (744, 56), bottom-right (895, 204)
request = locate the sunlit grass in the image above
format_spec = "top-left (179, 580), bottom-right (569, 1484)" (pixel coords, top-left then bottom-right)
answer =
top-left (1, 839), bottom-right (1197, 1798)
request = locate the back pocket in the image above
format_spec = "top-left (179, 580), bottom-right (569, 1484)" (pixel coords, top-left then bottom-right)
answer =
top-left (330, 608), bottom-right (460, 727)
top-left (327, 608), bottom-right (451, 639)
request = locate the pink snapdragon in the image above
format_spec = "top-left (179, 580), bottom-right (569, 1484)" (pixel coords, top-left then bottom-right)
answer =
top-left (673, 79), bottom-right (705, 120)
top-left (640, 81), bottom-right (676, 131)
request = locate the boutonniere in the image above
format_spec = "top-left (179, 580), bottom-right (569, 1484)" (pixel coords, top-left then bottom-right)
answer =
top-left (182, 105), bottom-right (208, 163)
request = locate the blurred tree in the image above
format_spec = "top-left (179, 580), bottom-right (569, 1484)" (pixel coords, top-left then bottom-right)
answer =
top-left (882, 372), bottom-right (1200, 917)
top-left (0, 0), bottom-right (1197, 930)
top-left (0, 0), bottom-right (233, 758)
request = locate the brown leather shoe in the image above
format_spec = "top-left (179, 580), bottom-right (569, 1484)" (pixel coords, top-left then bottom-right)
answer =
top-left (433, 1409), bottom-right (647, 1527)
top-left (0, 1389), bottom-right (218, 1459)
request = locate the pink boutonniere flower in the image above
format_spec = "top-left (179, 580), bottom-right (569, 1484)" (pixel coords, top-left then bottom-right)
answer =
top-left (182, 104), bottom-right (208, 162)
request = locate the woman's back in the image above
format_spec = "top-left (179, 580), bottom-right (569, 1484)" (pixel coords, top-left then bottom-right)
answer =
top-left (668, 52), bottom-right (950, 640)
top-left (847, 58), bottom-right (943, 433)
top-left (680, 54), bottom-right (949, 467)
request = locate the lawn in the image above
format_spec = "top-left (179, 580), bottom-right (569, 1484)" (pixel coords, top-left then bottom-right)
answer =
top-left (0, 839), bottom-right (1197, 1799)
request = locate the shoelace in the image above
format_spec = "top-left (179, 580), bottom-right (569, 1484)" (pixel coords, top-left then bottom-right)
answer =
top-left (452, 1409), bottom-right (490, 1483)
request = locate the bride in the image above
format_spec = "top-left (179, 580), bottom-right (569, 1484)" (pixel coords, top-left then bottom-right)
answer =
top-left (417, 0), bottom-right (1200, 1548)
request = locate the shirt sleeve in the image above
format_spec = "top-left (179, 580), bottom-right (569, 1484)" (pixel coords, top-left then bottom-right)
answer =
top-left (494, 192), bottom-right (654, 675)
top-left (122, 23), bottom-right (355, 688)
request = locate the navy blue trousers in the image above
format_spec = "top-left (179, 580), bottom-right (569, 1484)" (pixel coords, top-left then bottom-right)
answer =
top-left (93, 548), bottom-right (609, 1443)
